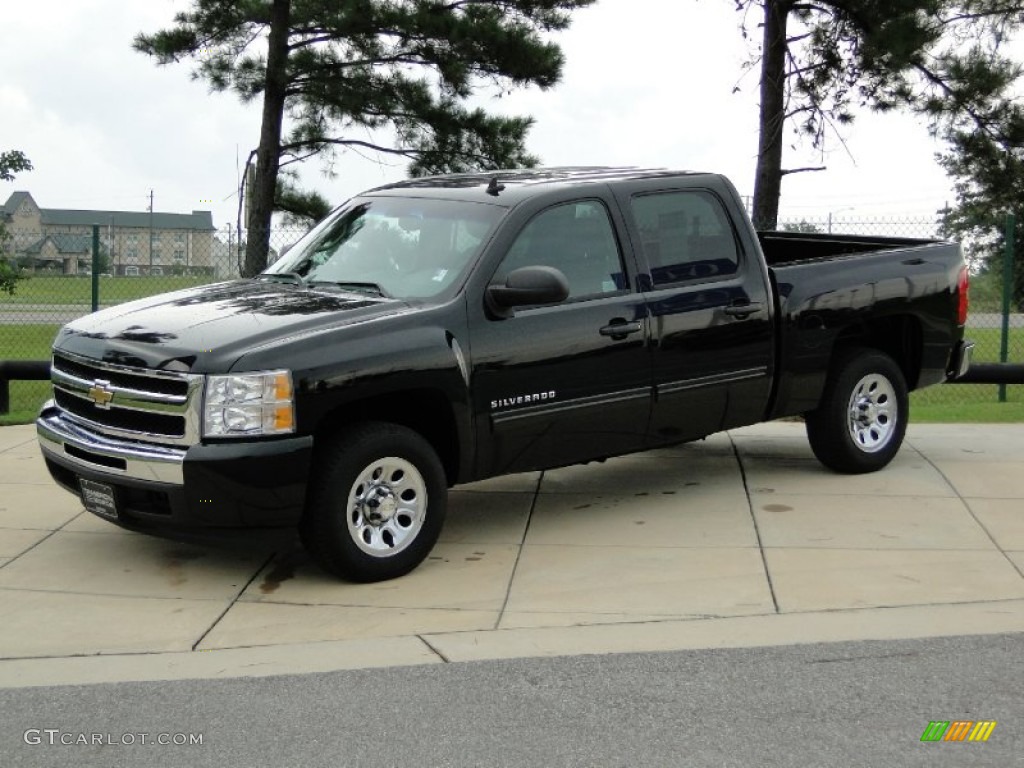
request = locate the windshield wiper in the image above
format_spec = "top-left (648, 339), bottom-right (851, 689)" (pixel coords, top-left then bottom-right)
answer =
top-left (255, 272), bottom-right (305, 286)
top-left (307, 280), bottom-right (391, 298)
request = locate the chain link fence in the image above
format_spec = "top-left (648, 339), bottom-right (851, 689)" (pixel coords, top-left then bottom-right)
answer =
top-left (0, 225), bottom-right (304, 421)
top-left (1, 217), bottom-right (1020, 420)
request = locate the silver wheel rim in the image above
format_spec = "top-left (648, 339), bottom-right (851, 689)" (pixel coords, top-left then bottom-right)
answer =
top-left (346, 456), bottom-right (427, 558)
top-left (847, 372), bottom-right (898, 453)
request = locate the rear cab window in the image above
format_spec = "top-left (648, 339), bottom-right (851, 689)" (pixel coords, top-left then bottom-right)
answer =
top-left (630, 190), bottom-right (741, 287)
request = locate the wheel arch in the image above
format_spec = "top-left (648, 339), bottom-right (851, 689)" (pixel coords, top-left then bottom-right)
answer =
top-left (830, 314), bottom-right (923, 389)
top-left (313, 389), bottom-right (462, 486)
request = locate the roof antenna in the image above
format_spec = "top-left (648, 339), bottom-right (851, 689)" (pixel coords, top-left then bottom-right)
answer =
top-left (486, 176), bottom-right (505, 196)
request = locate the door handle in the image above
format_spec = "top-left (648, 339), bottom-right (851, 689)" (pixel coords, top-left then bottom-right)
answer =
top-left (599, 319), bottom-right (643, 339)
top-left (723, 302), bottom-right (764, 319)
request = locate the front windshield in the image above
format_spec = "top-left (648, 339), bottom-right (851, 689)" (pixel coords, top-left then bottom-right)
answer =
top-left (264, 197), bottom-right (504, 300)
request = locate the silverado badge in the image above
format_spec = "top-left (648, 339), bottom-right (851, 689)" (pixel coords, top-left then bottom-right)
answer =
top-left (491, 390), bottom-right (557, 410)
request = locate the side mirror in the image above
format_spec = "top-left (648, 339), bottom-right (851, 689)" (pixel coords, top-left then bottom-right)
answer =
top-left (487, 266), bottom-right (569, 318)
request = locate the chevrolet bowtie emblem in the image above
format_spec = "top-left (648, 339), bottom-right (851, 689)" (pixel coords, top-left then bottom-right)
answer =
top-left (88, 380), bottom-right (115, 409)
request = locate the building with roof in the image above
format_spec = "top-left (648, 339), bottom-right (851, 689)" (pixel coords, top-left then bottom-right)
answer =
top-left (1, 192), bottom-right (216, 276)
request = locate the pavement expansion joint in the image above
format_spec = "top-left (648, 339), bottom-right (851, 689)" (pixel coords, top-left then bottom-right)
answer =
top-left (416, 635), bottom-right (452, 663)
top-left (191, 552), bottom-right (276, 651)
top-left (730, 432), bottom-right (780, 614)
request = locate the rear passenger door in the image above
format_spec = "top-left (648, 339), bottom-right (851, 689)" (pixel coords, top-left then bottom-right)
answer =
top-left (612, 180), bottom-right (774, 444)
top-left (468, 193), bottom-right (652, 476)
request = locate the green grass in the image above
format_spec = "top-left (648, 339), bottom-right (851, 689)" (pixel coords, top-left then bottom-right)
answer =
top-left (0, 324), bottom-right (60, 425)
top-left (965, 327), bottom-right (1022, 363)
top-left (912, 326), bottom-right (1024, 421)
top-left (911, 384), bottom-right (1024, 422)
top-left (0, 324), bottom-right (61, 360)
top-left (0, 381), bottom-right (50, 426)
top-left (3, 274), bottom-right (215, 305)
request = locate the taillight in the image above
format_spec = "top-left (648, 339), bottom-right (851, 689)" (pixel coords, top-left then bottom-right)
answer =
top-left (956, 267), bottom-right (969, 326)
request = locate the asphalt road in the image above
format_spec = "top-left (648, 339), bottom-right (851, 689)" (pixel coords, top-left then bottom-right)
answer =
top-left (970, 312), bottom-right (1024, 329)
top-left (1, 633), bottom-right (1021, 767)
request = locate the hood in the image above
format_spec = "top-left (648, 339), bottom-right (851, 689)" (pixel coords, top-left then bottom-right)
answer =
top-left (52, 280), bottom-right (413, 373)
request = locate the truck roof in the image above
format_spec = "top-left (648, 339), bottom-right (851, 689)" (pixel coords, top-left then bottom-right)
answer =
top-left (365, 166), bottom-right (711, 205)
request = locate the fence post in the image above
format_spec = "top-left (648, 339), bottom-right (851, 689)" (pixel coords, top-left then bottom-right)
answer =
top-left (999, 214), bottom-right (1016, 403)
top-left (91, 223), bottom-right (100, 313)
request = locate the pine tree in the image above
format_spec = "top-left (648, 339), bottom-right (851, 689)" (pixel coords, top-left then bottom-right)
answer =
top-left (734, 0), bottom-right (1024, 229)
top-left (939, 100), bottom-right (1024, 308)
top-left (136, 0), bottom-right (593, 277)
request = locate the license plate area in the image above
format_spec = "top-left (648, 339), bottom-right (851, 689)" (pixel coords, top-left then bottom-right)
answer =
top-left (79, 478), bottom-right (119, 521)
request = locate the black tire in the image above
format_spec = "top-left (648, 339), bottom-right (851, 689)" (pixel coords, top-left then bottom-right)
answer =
top-left (300, 422), bottom-right (447, 582)
top-left (805, 347), bottom-right (909, 474)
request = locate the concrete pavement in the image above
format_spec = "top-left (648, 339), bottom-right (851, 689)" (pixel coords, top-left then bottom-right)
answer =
top-left (1, 421), bottom-right (1023, 688)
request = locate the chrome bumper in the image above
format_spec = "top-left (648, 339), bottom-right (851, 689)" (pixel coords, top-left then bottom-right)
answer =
top-left (949, 340), bottom-right (974, 380)
top-left (37, 403), bottom-right (186, 485)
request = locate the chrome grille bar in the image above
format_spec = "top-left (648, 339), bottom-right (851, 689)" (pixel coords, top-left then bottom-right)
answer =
top-left (50, 350), bottom-right (203, 447)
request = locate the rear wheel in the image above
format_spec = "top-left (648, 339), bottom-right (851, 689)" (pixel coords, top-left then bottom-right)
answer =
top-left (300, 422), bottom-right (447, 582)
top-left (805, 348), bottom-right (909, 474)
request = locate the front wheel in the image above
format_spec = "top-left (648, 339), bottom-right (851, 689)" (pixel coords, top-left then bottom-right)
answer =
top-left (300, 422), bottom-right (447, 582)
top-left (805, 348), bottom-right (909, 474)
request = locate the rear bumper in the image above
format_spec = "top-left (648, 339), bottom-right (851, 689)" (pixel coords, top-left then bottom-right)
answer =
top-left (947, 339), bottom-right (974, 381)
top-left (37, 402), bottom-right (313, 530)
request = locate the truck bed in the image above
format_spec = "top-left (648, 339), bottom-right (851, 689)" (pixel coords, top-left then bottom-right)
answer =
top-left (757, 230), bottom-right (942, 267)
top-left (762, 234), bottom-right (965, 420)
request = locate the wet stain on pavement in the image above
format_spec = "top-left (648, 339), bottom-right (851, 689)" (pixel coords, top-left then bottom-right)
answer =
top-left (164, 560), bottom-right (187, 588)
top-left (762, 504), bottom-right (793, 513)
top-left (260, 553), bottom-right (300, 594)
top-left (162, 549), bottom-right (204, 588)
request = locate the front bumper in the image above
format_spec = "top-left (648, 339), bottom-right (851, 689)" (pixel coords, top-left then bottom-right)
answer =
top-left (37, 402), bottom-right (313, 530)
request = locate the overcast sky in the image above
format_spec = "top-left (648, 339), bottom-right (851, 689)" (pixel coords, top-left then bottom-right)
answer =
top-left (2, 0), bottom-right (1017, 233)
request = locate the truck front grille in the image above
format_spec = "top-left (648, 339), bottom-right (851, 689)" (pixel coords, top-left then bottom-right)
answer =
top-left (51, 351), bottom-right (203, 446)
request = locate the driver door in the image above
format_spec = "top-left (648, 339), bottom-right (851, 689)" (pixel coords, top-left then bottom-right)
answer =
top-left (468, 197), bottom-right (653, 476)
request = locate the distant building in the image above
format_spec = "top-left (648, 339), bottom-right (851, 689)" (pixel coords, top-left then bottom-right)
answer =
top-left (1, 191), bottom-right (216, 276)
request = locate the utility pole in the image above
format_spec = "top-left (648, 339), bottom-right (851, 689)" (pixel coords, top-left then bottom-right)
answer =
top-left (148, 189), bottom-right (154, 273)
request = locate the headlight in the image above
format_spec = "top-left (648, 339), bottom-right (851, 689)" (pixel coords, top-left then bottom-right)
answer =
top-left (203, 370), bottom-right (295, 437)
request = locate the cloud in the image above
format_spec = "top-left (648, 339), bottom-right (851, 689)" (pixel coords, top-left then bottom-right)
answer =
top-left (1, 0), bottom-right (969, 229)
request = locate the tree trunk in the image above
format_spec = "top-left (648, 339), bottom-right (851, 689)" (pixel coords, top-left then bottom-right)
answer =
top-left (751, 0), bottom-right (791, 231)
top-left (244, 0), bottom-right (291, 277)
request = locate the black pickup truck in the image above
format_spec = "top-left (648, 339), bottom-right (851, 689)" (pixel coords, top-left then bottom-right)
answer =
top-left (37, 168), bottom-right (973, 581)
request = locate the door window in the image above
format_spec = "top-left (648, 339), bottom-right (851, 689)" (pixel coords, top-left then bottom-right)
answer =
top-left (494, 201), bottom-right (626, 300)
top-left (631, 191), bottom-right (740, 286)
